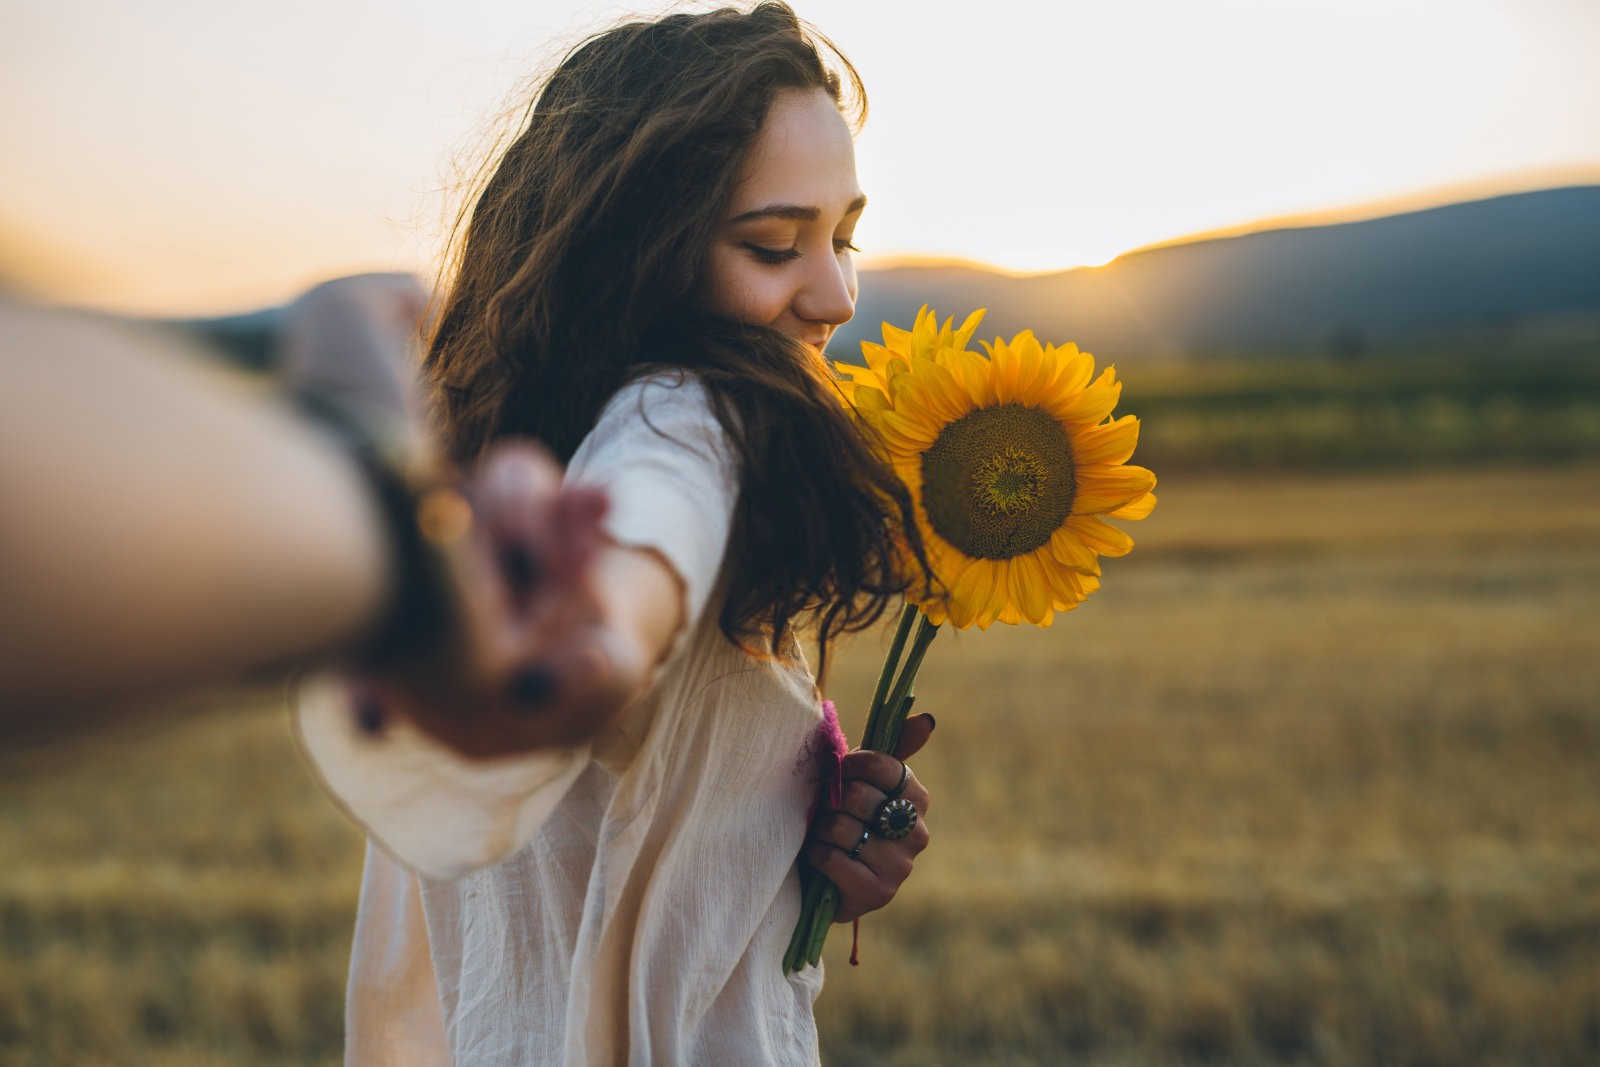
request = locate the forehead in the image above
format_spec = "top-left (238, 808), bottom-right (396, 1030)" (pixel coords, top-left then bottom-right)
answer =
top-left (727, 87), bottom-right (861, 215)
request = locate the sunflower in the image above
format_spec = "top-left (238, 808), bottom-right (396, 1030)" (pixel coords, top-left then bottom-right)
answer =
top-left (837, 307), bottom-right (1157, 629)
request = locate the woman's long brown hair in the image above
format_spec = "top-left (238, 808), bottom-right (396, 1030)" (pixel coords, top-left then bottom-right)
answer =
top-left (424, 3), bottom-right (931, 679)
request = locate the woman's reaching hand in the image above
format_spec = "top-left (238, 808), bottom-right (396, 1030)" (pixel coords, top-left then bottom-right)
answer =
top-left (344, 443), bottom-right (662, 760)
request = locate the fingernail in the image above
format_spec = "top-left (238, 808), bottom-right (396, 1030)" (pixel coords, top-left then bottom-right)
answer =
top-left (353, 697), bottom-right (386, 736)
top-left (507, 665), bottom-right (556, 710)
top-left (925, 714), bottom-right (937, 733)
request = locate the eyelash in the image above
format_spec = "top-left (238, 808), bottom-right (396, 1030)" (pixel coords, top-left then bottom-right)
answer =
top-left (743, 240), bottom-right (861, 265)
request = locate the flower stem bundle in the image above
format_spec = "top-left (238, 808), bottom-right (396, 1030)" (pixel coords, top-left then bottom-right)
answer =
top-left (784, 603), bottom-right (939, 973)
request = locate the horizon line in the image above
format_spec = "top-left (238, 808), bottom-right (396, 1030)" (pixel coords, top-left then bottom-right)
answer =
top-left (860, 161), bottom-right (1600, 277)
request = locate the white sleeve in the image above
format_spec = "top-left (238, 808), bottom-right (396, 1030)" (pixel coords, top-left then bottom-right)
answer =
top-left (566, 372), bottom-right (739, 663)
top-left (293, 372), bottom-right (737, 882)
top-left (293, 674), bottom-right (590, 881)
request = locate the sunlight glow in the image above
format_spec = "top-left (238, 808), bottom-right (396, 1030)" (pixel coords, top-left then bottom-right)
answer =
top-left (1, 0), bottom-right (1596, 311)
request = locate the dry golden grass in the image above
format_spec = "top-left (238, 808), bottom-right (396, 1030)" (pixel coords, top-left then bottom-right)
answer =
top-left (4, 464), bottom-right (1600, 1065)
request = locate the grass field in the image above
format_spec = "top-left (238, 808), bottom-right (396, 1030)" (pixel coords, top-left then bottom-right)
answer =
top-left (4, 463), bottom-right (1600, 1065)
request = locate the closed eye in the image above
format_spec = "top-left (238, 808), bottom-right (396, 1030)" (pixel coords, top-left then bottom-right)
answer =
top-left (743, 243), bottom-right (801, 265)
top-left (835, 239), bottom-right (861, 254)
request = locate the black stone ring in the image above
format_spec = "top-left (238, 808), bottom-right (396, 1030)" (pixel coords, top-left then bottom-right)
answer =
top-left (885, 760), bottom-right (910, 800)
top-left (874, 797), bottom-right (919, 841)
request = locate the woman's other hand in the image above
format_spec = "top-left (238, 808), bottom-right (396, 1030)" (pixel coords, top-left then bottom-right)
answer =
top-left (805, 714), bottom-right (936, 923)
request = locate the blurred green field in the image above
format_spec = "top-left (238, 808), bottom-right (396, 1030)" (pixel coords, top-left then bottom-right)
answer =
top-left (5, 462), bottom-right (1600, 1066)
top-left (1124, 355), bottom-right (1600, 472)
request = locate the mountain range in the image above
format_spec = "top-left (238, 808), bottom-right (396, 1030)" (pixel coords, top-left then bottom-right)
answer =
top-left (835, 185), bottom-right (1600, 363)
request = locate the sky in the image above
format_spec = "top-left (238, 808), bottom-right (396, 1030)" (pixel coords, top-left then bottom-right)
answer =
top-left (2, 0), bottom-right (1597, 314)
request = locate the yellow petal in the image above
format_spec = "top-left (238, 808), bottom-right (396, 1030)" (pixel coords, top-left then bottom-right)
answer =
top-left (1053, 367), bottom-right (1122, 427)
top-left (944, 347), bottom-right (997, 408)
top-left (947, 556), bottom-right (994, 630)
top-left (1053, 570), bottom-right (1100, 608)
top-left (1072, 465), bottom-right (1158, 515)
top-left (1043, 344), bottom-right (1093, 397)
top-left (1030, 546), bottom-right (1076, 599)
top-left (1010, 331), bottom-right (1045, 399)
top-left (1064, 515), bottom-right (1134, 557)
top-left (878, 410), bottom-right (940, 451)
top-left (860, 341), bottom-right (893, 377)
top-left (1048, 525), bottom-right (1102, 575)
top-left (1110, 491), bottom-right (1158, 520)
top-left (913, 360), bottom-right (976, 422)
top-left (915, 597), bottom-right (949, 626)
top-left (881, 321), bottom-right (913, 354)
top-left (851, 383), bottom-right (890, 413)
top-left (1013, 552), bottom-right (1053, 626)
top-left (1072, 415), bottom-right (1140, 466)
top-left (991, 336), bottom-right (1021, 404)
top-left (952, 309), bottom-right (986, 350)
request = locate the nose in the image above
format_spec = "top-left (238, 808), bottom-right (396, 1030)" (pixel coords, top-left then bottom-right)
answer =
top-left (794, 250), bottom-right (856, 328)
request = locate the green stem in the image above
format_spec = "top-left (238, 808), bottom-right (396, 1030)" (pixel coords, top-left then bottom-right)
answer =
top-left (805, 884), bottom-right (839, 965)
top-left (860, 603), bottom-right (917, 752)
top-left (783, 604), bottom-right (939, 974)
top-left (785, 874), bottom-right (824, 971)
top-left (870, 613), bottom-right (940, 754)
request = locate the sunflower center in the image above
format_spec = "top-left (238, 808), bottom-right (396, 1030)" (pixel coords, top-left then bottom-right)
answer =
top-left (975, 447), bottom-right (1043, 514)
top-left (919, 403), bottom-right (1076, 560)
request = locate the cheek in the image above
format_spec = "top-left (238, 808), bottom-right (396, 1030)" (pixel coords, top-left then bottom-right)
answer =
top-left (701, 249), bottom-right (792, 325)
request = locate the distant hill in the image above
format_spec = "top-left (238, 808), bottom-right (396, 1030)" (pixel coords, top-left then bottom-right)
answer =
top-left (837, 185), bottom-right (1600, 362)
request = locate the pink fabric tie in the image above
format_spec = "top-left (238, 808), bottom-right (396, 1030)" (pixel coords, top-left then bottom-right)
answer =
top-left (807, 699), bottom-right (862, 964)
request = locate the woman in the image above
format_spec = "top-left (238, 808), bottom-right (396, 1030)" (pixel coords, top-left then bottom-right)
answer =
top-left (298, 5), bottom-right (939, 1063)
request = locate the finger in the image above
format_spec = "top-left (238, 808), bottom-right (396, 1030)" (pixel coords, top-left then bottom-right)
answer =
top-left (839, 750), bottom-right (930, 817)
top-left (804, 843), bottom-right (891, 924)
top-left (547, 486), bottom-right (611, 577)
top-left (837, 777), bottom-right (888, 824)
top-left (887, 816), bottom-right (932, 859)
top-left (813, 812), bottom-right (871, 854)
top-left (495, 623), bottom-right (646, 748)
top-left (892, 712), bottom-right (937, 761)
top-left (472, 444), bottom-right (566, 611)
top-left (475, 443), bottom-right (564, 537)
top-left (839, 749), bottom-right (905, 793)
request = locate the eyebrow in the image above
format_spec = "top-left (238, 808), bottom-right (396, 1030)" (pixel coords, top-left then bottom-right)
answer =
top-left (727, 194), bottom-right (868, 225)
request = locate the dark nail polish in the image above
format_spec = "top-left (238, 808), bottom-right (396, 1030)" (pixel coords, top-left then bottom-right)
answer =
top-left (925, 714), bottom-right (936, 733)
top-left (354, 698), bottom-right (386, 736)
top-left (500, 544), bottom-right (541, 595)
top-left (508, 665), bottom-right (556, 710)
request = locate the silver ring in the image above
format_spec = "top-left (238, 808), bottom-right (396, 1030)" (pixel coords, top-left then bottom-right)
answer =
top-left (885, 760), bottom-right (909, 799)
top-left (874, 797), bottom-right (918, 841)
top-left (847, 826), bottom-right (871, 861)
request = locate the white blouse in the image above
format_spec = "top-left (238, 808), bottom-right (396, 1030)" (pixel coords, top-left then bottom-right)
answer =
top-left (296, 373), bottom-right (828, 1065)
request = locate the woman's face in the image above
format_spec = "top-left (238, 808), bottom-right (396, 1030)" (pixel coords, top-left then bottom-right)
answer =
top-left (700, 87), bottom-right (864, 357)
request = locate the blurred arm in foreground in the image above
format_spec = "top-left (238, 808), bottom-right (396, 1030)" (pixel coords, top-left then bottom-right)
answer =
top-left (0, 276), bottom-right (610, 746)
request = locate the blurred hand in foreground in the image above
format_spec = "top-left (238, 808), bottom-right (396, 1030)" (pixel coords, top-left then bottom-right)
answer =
top-left (283, 274), bottom-right (653, 759)
top-left (349, 443), bottom-right (654, 759)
